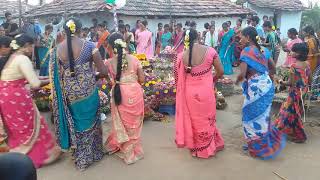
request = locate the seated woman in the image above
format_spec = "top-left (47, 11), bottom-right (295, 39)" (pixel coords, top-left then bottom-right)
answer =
top-left (104, 33), bottom-right (145, 165)
top-left (0, 34), bottom-right (60, 168)
top-left (275, 43), bottom-right (311, 143)
top-left (236, 27), bottom-right (286, 160)
top-left (175, 29), bottom-right (224, 158)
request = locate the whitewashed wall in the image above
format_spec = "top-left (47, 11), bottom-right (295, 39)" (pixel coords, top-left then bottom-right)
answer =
top-left (279, 11), bottom-right (302, 39)
top-left (245, 3), bottom-right (303, 39)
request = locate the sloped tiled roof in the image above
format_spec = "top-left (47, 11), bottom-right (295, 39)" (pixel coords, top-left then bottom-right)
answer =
top-left (26, 0), bottom-right (253, 17)
top-left (0, 0), bottom-right (35, 18)
top-left (247, 0), bottom-right (304, 11)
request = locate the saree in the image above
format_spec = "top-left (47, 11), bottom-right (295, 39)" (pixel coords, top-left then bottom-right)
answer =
top-left (265, 31), bottom-right (280, 64)
top-left (104, 58), bottom-right (144, 165)
top-left (161, 32), bottom-right (172, 50)
top-left (50, 41), bottom-right (104, 170)
top-left (219, 29), bottom-right (235, 75)
top-left (38, 35), bottom-right (54, 76)
top-left (175, 48), bottom-right (224, 158)
top-left (275, 63), bottom-right (310, 143)
top-left (283, 38), bottom-right (303, 67)
top-left (97, 31), bottom-right (111, 59)
top-left (173, 31), bottom-right (184, 54)
top-left (240, 46), bottom-right (286, 160)
top-left (305, 36), bottom-right (320, 74)
top-left (155, 30), bottom-right (163, 55)
top-left (0, 79), bottom-right (60, 168)
top-left (136, 30), bottom-right (154, 59)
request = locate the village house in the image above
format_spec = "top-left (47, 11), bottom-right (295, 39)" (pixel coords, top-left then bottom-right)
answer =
top-left (0, 0), bottom-right (34, 24)
top-left (25, 0), bottom-right (253, 43)
top-left (242, 0), bottom-right (305, 38)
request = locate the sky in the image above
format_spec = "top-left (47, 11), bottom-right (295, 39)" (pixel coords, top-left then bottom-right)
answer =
top-left (10, 0), bottom-right (320, 6)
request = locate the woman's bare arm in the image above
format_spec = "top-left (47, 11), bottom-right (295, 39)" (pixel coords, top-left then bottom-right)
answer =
top-left (236, 62), bottom-right (248, 85)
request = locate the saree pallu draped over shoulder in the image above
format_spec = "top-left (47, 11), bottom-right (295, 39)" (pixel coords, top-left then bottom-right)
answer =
top-left (50, 42), bottom-right (104, 170)
top-left (104, 58), bottom-right (145, 165)
top-left (240, 46), bottom-right (286, 160)
top-left (0, 79), bottom-right (60, 168)
top-left (175, 48), bottom-right (224, 158)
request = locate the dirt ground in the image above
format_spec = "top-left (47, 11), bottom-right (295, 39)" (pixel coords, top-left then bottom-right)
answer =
top-left (37, 51), bottom-right (320, 180)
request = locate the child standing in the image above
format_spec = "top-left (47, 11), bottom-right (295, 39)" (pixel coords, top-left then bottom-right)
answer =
top-left (275, 43), bottom-right (311, 143)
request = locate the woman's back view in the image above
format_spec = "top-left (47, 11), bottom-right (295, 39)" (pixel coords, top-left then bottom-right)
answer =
top-left (50, 18), bottom-right (108, 170)
top-left (175, 29), bottom-right (224, 158)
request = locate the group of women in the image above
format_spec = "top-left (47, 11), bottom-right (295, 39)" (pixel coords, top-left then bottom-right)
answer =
top-left (0, 18), bottom-right (145, 170)
top-left (0, 17), bottom-right (318, 172)
top-left (175, 25), bottom-right (317, 160)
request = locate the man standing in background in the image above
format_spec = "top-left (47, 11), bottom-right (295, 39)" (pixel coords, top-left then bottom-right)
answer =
top-left (1, 12), bottom-right (19, 38)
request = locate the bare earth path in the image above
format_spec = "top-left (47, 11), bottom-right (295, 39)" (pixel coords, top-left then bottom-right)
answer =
top-left (38, 93), bottom-right (320, 180)
top-left (38, 51), bottom-right (320, 180)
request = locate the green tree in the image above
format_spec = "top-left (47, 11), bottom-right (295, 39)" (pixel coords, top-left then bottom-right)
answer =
top-left (301, 4), bottom-right (320, 33)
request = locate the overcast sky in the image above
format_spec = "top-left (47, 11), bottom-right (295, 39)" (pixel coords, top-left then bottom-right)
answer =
top-left (10, 0), bottom-right (320, 6)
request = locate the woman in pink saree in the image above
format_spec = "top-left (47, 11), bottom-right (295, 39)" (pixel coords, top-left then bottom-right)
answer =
top-left (0, 34), bottom-right (60, 168)
top-left (173, 23), bottom-right (184, 54)
top-left (136, 20), bottom-right (153, 59)
top-left (283, 28), bottom-right (303, 67)
top-left (175, 29), bottom-right (224, 158)
top-left (104, 33), bottom-right (145, 164)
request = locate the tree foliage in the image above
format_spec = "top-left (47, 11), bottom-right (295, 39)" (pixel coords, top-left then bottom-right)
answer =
top-left (301, 4), bottom-right (320, 33)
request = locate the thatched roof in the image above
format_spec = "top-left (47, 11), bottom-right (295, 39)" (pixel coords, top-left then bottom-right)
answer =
top-left (0, 0), bottom-right (35, 18)
top-left (26, 0), bottom-right (253, 18)
top-left (247, 0), bottom-right (304, 11)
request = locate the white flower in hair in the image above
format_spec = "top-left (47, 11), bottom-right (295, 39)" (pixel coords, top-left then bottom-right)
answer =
top-left (10, 40), bottom-right (20, 50)
top-left (114, 39), bottom-right (127, 48)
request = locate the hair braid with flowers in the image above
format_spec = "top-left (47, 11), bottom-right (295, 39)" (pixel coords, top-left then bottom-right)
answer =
top-left (184, 29), bottom-right (198, 73)
top-left (64, 18), bottom-right (82, 77)
top-left (108, 33), bottom-right (127, 105)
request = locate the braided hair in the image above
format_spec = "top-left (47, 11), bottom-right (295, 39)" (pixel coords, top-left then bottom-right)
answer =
top-left (0, 34), bottom-right (33, 75)
top-left (242, 26), bottom-right (262, 53)
top-left (184, 29), bottom-right (198, 73)
top-left (63, 18), bottom-right (82, 77)
top-left (108, 33), bottom-right (126, 105)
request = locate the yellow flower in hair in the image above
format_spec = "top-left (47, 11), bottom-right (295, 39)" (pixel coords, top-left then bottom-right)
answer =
top-left (10, 40), bottom-right (20, 50)
top-left (184, 30), bottom-right (190, 50)
top-left (66, 20), bottom-right (76, 34)
top-left (272, 26), bottom-right (276, 31)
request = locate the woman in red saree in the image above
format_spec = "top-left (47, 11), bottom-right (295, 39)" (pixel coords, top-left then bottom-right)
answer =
top-left (0, 34), bottom-right (60, 168)
top-left (175, 29), bottom-right (224, 158)
top-left (104, 33), bottom-right (145, 164)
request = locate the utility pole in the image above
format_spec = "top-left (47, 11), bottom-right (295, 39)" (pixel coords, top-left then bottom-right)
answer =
top-left (19, 0), bottom-right (22, 28)
top-left (64, 0), bottom-right (67, 19)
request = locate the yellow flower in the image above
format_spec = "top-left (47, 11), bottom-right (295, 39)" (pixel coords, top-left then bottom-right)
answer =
top-left (102, 85), bottom-right (107, 90)
top-left (157, 79), bottom-right (161, 82)
top-left (164, 90), bottom-right (168, 94)
top-left (156, 91), bottom-right (160, 95)
top-left (145, 83), bottom-right (149, 87)
top-left (151, 81), bottom-right (156, 85)
top-left (173, 89), bottom-right (176, 93)
top-left (66, 20), bottom-right (76, 34)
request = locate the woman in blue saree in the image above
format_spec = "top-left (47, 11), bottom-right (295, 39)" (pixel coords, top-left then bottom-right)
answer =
top-left (38, 25), bottom-right (55, 76)
top-left (236, 27), bottom-right (286, 160)
top-left (219, 22), bottom-right (235, 75)
top-left (50, 18), bottom-right (108, 170)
